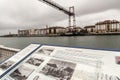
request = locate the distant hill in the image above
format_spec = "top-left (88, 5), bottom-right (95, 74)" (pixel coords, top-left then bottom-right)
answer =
top-left (0, 34), bottom-right (18, 37)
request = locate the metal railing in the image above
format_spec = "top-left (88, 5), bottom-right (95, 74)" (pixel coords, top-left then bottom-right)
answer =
top-left (0, 45), bottom-right (20, 63)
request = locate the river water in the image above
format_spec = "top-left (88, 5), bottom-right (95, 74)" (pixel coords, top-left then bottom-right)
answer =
top-left (0, 35), bottom-right (120, 50)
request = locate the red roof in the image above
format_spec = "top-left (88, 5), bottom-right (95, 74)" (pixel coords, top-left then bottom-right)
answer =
top-left (38, 27), bottom-right (66, 31)
top-left (47, 26), bottom-right (66, 29)
top-left (84, 25), bottom-right (95, 28)
top-left (96, 20), bottom-right (120, 25)
top-left (73, 27), bottom-right (83, 29)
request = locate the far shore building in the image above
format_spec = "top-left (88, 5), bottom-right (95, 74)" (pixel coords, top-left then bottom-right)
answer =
top-left (35, 28), bottom-right (48, 36)
top-left (84, 25), bottom-right (95, 33)
top-left (47, 26), bottom-right (66, 35)
top-left (73, 27), bottom-right (83, 32)
top-left (35, 26), bottom-right (66, 35)
top-left (18, 26), bottom-right (66, 36)
top-left (95, 20), bottom-right (120, 33)
top-left (83, 20), bottom-right (120, 34)
top-left (66, 26), bottom-right (83, 33)
top-left (66, 27), bottom-right (74, 32)
top-left (29, 29), bottom-right (37, 36)
top-left (18, 29), bottom-right (29, 36)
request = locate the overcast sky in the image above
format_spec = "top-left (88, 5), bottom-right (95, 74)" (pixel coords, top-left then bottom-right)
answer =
top-left (0, 0), bottom-right (120, 35)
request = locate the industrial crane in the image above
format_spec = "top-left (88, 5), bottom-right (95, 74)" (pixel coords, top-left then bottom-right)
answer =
top-left (38, 0), bottom-right (76, 28)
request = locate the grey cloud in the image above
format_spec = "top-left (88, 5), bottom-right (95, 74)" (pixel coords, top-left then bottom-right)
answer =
top-left (75, 0), bottom-right (120, 16)
top-left (0, 0), bottom-right (68, 30)
top-left (0, 0), bottom-right (120, 35)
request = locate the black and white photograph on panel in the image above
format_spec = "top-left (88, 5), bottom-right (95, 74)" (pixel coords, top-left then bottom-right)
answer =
top-left (115, 56), bottom-right (120, 64)
top-left (26, 57), bottom-right (44, 67)
top-left (40, 59), bottom-right (76, 80)
top-left (0, 60), bottom-right (15, 70)
top-left (38, 47), bottom-right (54, 55)
top-left (10, 65), bottom-right (34, 80)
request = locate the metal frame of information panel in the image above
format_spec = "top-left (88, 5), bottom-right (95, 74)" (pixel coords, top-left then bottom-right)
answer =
top-left (0, 44), bottom-right (41, 79)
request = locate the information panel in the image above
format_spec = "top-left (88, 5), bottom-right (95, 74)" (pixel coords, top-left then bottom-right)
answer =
top-left (0, 44), bottom-right (120, 80)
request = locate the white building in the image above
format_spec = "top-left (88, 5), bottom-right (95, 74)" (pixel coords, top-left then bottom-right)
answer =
top-left (95, 20), bottom-right (120, 33)
top-left (18, 26), bottom-right (66, 36)
top-left (47, 26), bottom-right (66, 34)
top-left (18, 29), bottom-right (29, 36)
top-left (84, 25), bottom-right (95, 33)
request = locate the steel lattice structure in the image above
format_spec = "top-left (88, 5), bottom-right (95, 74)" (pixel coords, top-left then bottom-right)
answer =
top-left (38, 0), bottom-right (76, 27)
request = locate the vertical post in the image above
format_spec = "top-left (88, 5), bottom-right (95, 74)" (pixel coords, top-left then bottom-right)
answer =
top-left (69, 6), bottom-right (76, 33)
top-left (46, 25), bottom-right (48, 35)
top-left (69, 15), bottom-right (71, 27)
top-left (119, 23), bottom-right (120, 32)
top-left (69, 6), bottom-right (76, 28)
top-left (72, 6), bottom-right (76, 27)
top-left (69, 7), bottom-right (72, 28)
top-left (116, 23), bottom-right (117, 32)
top-left (111, 21), bottom-right (112, 32)
top-left (68, 7), bottom-right (72, 32)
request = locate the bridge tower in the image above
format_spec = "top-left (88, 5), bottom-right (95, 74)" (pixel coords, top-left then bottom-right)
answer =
top-left (38, 0), bottom-right (76, 28)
